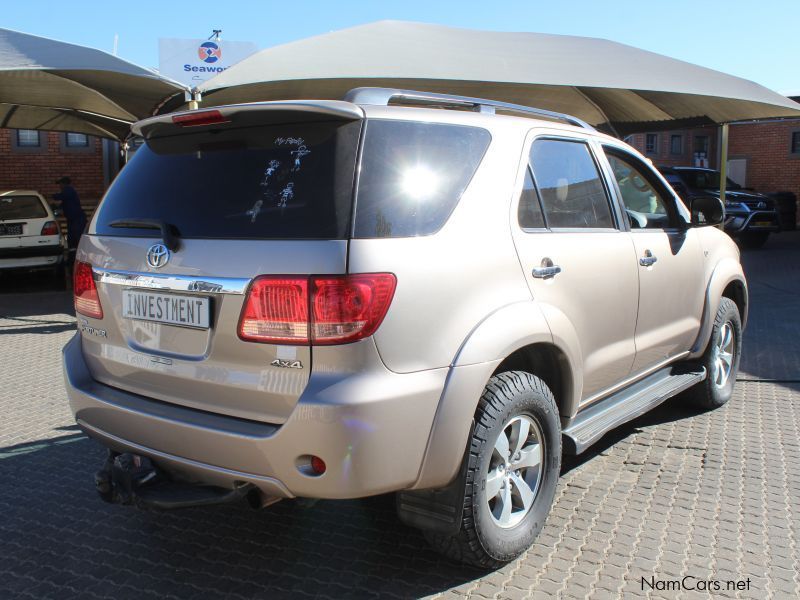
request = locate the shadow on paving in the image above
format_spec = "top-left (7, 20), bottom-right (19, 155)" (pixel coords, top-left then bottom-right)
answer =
top-left (561, 391), bottom-right (708, 474)
top-left (738, 232), bottom-right (800, 382)
top-left (0, 433), bottom-right (490, 599)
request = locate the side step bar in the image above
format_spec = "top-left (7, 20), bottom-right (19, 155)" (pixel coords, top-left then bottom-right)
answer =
top-left (562, 365), bottom-right (706, 455)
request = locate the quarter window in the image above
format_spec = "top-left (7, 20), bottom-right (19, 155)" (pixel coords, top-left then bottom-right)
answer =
top-left (528, 139), bottom-right (614, 229)
top-left (517, 168), bottom-right (545, 229)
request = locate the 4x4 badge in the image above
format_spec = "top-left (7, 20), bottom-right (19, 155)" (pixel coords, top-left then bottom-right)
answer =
top-left (271, 358), bottom-right (304, 369)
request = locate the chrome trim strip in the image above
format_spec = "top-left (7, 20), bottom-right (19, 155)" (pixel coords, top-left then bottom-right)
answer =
top-left (93, 268), bottom-right (250, 295)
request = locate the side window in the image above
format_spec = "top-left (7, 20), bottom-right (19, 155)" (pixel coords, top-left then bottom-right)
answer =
top-left (604, 149), bottom-right (679, 230)
top-left (528, 139), bottom-right (614, 229)
top-left (517, 168), bottom-right (545, 229)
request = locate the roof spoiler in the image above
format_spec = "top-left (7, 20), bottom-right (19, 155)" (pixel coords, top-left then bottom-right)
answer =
top-left (133, 100), bottom-right (364, 139)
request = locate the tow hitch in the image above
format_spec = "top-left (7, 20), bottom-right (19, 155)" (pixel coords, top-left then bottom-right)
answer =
top-left (94, 450), bottom-right (255, 510)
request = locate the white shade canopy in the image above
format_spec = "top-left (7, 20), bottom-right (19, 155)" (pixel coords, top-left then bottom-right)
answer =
top-left (0, 28), bottom-right (186, 140)
top-left (198, 21), bottom-right (800, 133)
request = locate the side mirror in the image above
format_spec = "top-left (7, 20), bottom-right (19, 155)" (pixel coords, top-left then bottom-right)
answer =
top-left (690, 196), bottom-right (724, 227)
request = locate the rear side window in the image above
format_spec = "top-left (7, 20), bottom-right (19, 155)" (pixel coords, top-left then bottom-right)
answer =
top-left (93, 120), bottom-right (361, 239)
top-left (0, 195), bottom-right (47, 220)
top-left (529, 139), bottom-right (614, 229)
top-left (354, 120), bottom-right (491, 238)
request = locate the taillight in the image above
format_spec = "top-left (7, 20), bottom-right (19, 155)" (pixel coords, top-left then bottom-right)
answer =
top-left (172, 110), bottom-right (229, 127)
top-left (310, 274), bottom-right (397, 344)
top-left (73, 261), bottom-right (103, 319)
top-left (41, 221), bottom-right (59, 236)
top-left (238, 274), bottom-right (397, 345)
top-left (238, 277), bottom-right (309, 343)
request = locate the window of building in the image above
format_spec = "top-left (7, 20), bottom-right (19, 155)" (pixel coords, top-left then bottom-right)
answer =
top-left (791, 131), bottom-right (800, 154)
top-left (528, 138), bottom-right (614, 229)
top-left (65, 132), bottom-right (90, 147)
top-left (645, 133), bottom-right (658, 155)
top-left (694, 135), bottom-right (710, 156)
top-left (670, 134), bottom-right (683, 155)
top-left (16, 129), bottom-right (41, 147)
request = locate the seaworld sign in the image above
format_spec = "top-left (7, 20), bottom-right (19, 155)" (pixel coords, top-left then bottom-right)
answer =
top-left (158, 38), bottom-right (259, 87)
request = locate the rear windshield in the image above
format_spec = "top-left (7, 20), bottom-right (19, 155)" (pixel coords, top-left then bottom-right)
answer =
top-left (0, 195), bottom-right (47, 220)
top-left (354, 120), bottom-right (491, 238)
top-left (93, 120), bottom-right (361, 239)
top-left (93, 117), bottom-right (490, 240)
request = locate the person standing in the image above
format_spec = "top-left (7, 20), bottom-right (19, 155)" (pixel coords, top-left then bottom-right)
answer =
top-left (52, 176), bottom-right (87, 258)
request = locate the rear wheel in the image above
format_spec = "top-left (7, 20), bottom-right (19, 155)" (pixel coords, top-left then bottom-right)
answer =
top-left (688, 297), bottom-right (742, 409)
top-left (425, 371), bottom-right (561, 568)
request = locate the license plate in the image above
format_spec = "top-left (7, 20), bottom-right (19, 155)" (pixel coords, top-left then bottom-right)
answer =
top-left (753, 221), bottom-right (773, 227)
top-left (0, 224), bottom-right (23, 236)
top-left (122, 290), bottom-right (210, 329)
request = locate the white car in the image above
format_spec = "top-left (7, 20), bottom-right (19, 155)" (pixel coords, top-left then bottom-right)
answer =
top-left (0, 190), bottom-right (66, 275)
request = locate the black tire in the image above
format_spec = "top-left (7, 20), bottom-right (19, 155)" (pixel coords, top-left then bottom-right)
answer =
top-left (425, 371), bottom-right (561, 568)
top-left (739, 231), bottom-right (769, 249)
top-left (687, 297), bottom-right (742, 410)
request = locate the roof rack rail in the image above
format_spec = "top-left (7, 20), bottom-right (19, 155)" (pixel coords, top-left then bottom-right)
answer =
top-left (343, 87), bottom-right (595, 131)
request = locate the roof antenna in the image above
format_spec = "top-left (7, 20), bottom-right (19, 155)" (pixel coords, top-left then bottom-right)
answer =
top-left (209, 29), bottom-right (222, 42)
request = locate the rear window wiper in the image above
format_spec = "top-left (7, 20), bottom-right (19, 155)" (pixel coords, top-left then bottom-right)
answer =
top-left (109, 218), bottom-right (181, 251)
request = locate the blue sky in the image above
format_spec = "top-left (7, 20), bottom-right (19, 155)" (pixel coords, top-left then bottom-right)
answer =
top-left (5, 0), bottom-right (799, 93)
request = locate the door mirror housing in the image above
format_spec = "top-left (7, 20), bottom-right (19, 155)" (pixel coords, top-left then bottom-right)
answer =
top-left (690, 196), bottom-right (724, 227)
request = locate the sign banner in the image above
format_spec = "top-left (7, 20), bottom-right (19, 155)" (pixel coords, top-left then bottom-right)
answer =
top-left (158, 38), bottom-right (258, 88)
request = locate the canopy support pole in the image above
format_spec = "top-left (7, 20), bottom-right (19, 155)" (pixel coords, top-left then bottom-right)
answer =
top-left (718, 123), bottom-right (729, 229)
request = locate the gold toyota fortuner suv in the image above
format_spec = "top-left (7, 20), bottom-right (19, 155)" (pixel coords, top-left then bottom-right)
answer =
top-left (63, 88), bottom-right (746, 567)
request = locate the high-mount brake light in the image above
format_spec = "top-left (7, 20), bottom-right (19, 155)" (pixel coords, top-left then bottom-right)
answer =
top-left (171, 110), bottom-right (229, 127)
top-left (73, 261), bottom-right (103, 319)
top-left (238, 274), bottom-right (397, 345)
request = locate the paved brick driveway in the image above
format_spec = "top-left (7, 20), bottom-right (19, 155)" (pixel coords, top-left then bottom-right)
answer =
top-left (1, 234), bottom-right (798, 599)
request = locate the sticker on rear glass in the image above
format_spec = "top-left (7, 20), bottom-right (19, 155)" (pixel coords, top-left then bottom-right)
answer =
top-left (278, 182), bottom-right (295, 208)
top-left (275, 137), bottom-right (311, 172)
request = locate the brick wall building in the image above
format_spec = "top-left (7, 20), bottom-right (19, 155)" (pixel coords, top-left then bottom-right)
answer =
top-left (727, 118), bottom-right (800, 194)
top-left (626, 127), bottom-right (719, 169)
top-left (626, 97), bottom-right (800, 201)
top-left (0, 128), bottom-right (115, 218)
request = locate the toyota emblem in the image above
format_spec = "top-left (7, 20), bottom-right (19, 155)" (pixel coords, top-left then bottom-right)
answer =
top-left (146, 244), bottom-right (170, 269)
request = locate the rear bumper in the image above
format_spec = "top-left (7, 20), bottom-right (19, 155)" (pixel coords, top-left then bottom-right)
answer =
top-left (0, 243), bottom-right (63, 269)
top-left (63, 333), bottom-right (449, 499)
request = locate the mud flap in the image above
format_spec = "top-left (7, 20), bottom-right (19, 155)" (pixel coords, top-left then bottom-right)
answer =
top-left (396, 432), bottom-right (471, 536)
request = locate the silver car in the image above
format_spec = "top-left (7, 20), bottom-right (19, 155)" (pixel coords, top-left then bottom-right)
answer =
top-left (63, 88), bottom-right (746, 567)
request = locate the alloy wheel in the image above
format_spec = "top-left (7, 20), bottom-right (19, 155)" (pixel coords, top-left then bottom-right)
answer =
top-left (485, 414), bottom-right (545, 529)
top-left (713, 320), bottom-right (735, 388)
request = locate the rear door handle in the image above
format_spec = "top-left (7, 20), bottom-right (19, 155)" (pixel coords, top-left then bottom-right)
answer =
top-left (532, 265), bottom-right (562, 279)
top-left (639, 249), bottom-right (658, 267)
